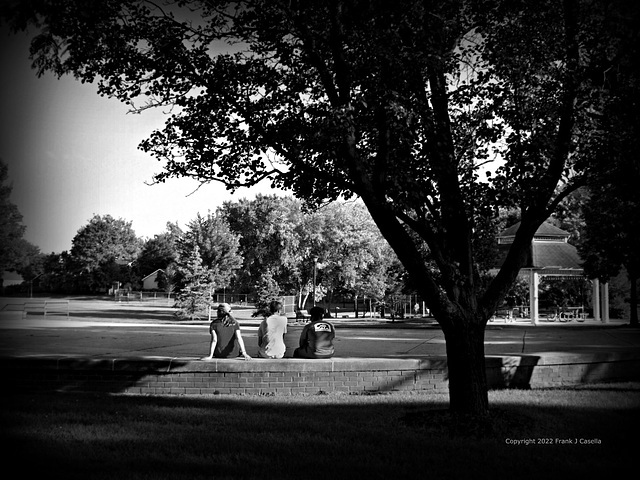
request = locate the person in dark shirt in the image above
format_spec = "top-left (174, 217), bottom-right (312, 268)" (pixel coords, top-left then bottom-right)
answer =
top-left (293, 306), bottom-right (335, 359)
top-left (203, 303), bottom-right (251, 360)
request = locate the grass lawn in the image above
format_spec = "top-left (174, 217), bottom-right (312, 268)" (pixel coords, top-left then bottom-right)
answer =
top-left (2, 383), bottom-right (639, 479)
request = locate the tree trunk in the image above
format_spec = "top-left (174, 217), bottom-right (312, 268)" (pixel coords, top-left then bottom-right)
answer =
top-left (442, 319), bottom-right (489, 415)
top-left (325, 290), bottom-right (334, 317)
top-left (630, 275), bottom-right (638, 327)
top-left (298, 290), bottom-right (310, 310)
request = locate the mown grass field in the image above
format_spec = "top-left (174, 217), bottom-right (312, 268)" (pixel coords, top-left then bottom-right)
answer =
top-left (2, 383), bottom-right (639, 479)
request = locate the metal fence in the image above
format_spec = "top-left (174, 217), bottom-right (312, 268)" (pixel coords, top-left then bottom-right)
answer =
top-left (113, 290), bottom-right (256, 307)
top-left (210, 293), bottom-right (256, 306)
top-left (114, 290), bottom-right (174, 305)
top-left (281, 295), bottom-right (297, 315)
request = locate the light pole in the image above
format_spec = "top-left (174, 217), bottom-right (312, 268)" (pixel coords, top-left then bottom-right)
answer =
top-left (312, 256), bottom-right (318, 306)
top-left (30, 273), bottom-right (43, 298)
top-left (208, 284), bottom-right (213, 322)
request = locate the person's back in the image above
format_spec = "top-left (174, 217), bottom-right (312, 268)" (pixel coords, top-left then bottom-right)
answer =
top-left (211, 316), bottom-right (240, 357)
top-left (303, 319), bottom-right (335, 357)
top-left (294, 307), bottom-right (335, 359)
top-left (258, 300), bottom-right (288, 359)
top-left (204, 303), bottom-right (251, 360)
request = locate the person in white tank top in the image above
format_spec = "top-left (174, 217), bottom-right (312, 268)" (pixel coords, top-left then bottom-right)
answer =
top-left (257, 300), bottom-right (288, 359)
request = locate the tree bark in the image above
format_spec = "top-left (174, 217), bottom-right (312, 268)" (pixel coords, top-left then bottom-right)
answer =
top-left (442, 318), bottom-right (489, 415)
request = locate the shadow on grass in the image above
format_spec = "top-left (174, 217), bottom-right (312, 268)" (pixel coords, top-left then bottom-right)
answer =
top-left (562, 383), bottom-right (640, 392)
top-left (2, 388), bottom-right (639, 480)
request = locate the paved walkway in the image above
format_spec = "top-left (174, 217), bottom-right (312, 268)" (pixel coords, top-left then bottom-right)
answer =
top-left (1, 304), bottom-right (638, 359)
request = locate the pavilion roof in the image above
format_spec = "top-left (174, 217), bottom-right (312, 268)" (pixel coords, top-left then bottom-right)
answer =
top-left (499, 221), bottom-right (570, 240)
top-left (495, 222), bottom-right (583, 271)
top-left (531, 242), bottom-right (583, 270)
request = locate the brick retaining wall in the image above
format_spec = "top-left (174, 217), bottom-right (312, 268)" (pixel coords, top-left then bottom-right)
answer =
top-left (5, 352), bottom-right (640, 395)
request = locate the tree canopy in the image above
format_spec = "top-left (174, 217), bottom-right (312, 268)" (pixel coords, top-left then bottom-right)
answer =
top-left (136, 221), bottom-right (182, 278)
top-left (220, 195), bottom-right (401, 310)
top-left (0, 159), bottom-right (40, 279)
top-left (220, 194), bottom-right (302, 294)
top-left (4, 0), bottom-right (636, 415)
top-left (177, 212), bottom-right (243, 287)
top-left (70, 214), bottom-right (141, 291)
top-left (578, 7), bottom-right (640, 325)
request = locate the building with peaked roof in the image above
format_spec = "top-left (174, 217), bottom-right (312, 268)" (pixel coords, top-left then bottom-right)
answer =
top-left (1, 270), bottom-right (24, 293)
top-left (141, 269), bottom-right (164, 291)
top-left (497, 221), bottom-right (583, 273)
top-left (496, 222), bottom-right (610, 324)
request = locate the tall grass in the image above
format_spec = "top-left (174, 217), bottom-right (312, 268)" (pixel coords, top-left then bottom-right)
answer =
top-left (2, 384), bottom-right (639, 479)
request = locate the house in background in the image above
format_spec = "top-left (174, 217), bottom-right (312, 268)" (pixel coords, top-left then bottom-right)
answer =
top-left (1, 270), bottom-right (24, 293)
top-left (141, 269), bottom-right (165, 291)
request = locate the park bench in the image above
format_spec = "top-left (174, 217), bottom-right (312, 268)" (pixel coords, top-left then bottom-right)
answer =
top-left (1, 303), bottom-right (24, 313)
top-left (22, 301), bottom-right (46, 318)
top-left (22, 300), bottom-right (69, 319)
top-left (44, 300), bottom-right (70, 318)
top-left (491, 308), bottom-right (517, 323)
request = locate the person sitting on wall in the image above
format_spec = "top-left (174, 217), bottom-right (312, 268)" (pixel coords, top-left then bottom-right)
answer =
top-left (203, 303), bottom-right (251, 360)
top-left (257, 300), bottom-right (288, 359)
top-left (293, 306), bottom-right (335, 359)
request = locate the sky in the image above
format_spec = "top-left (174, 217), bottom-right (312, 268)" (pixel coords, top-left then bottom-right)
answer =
top-left (0, 27), bottom-right (278, 255)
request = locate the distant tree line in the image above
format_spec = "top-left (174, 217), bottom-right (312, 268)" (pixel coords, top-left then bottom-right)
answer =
top-left (3, 192), bottom-right (411, 314)
top-left (2, 158), bottom-right (636, 322)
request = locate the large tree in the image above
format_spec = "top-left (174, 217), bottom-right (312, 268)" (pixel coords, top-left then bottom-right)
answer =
top-left (172, 212), bottom-right (242, 318)
top-left (70, 214), bottom-right (141, 292)
top-left (5, 0), bottom-right (632, 414)
top-left (579, 8), bottom-right (640, 326)
top-left (304, 201), bottom-right (401, 314)
top-left (0, 159), bottom-right (41, 279)
top-left (177, 212), bottom-right (243, 289)
top-left (39, 251), bottom-right (74, 293)
top-left (220, 194), bottom-right (302, 293)
top-left (136, 221), bottom-right (182, 278)
top-left (581, 175), bottom-right (640, 326)
top-left (220, 196), bottom-right (398, 311)
top-left (173, 244), bottom-right (213, 319)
